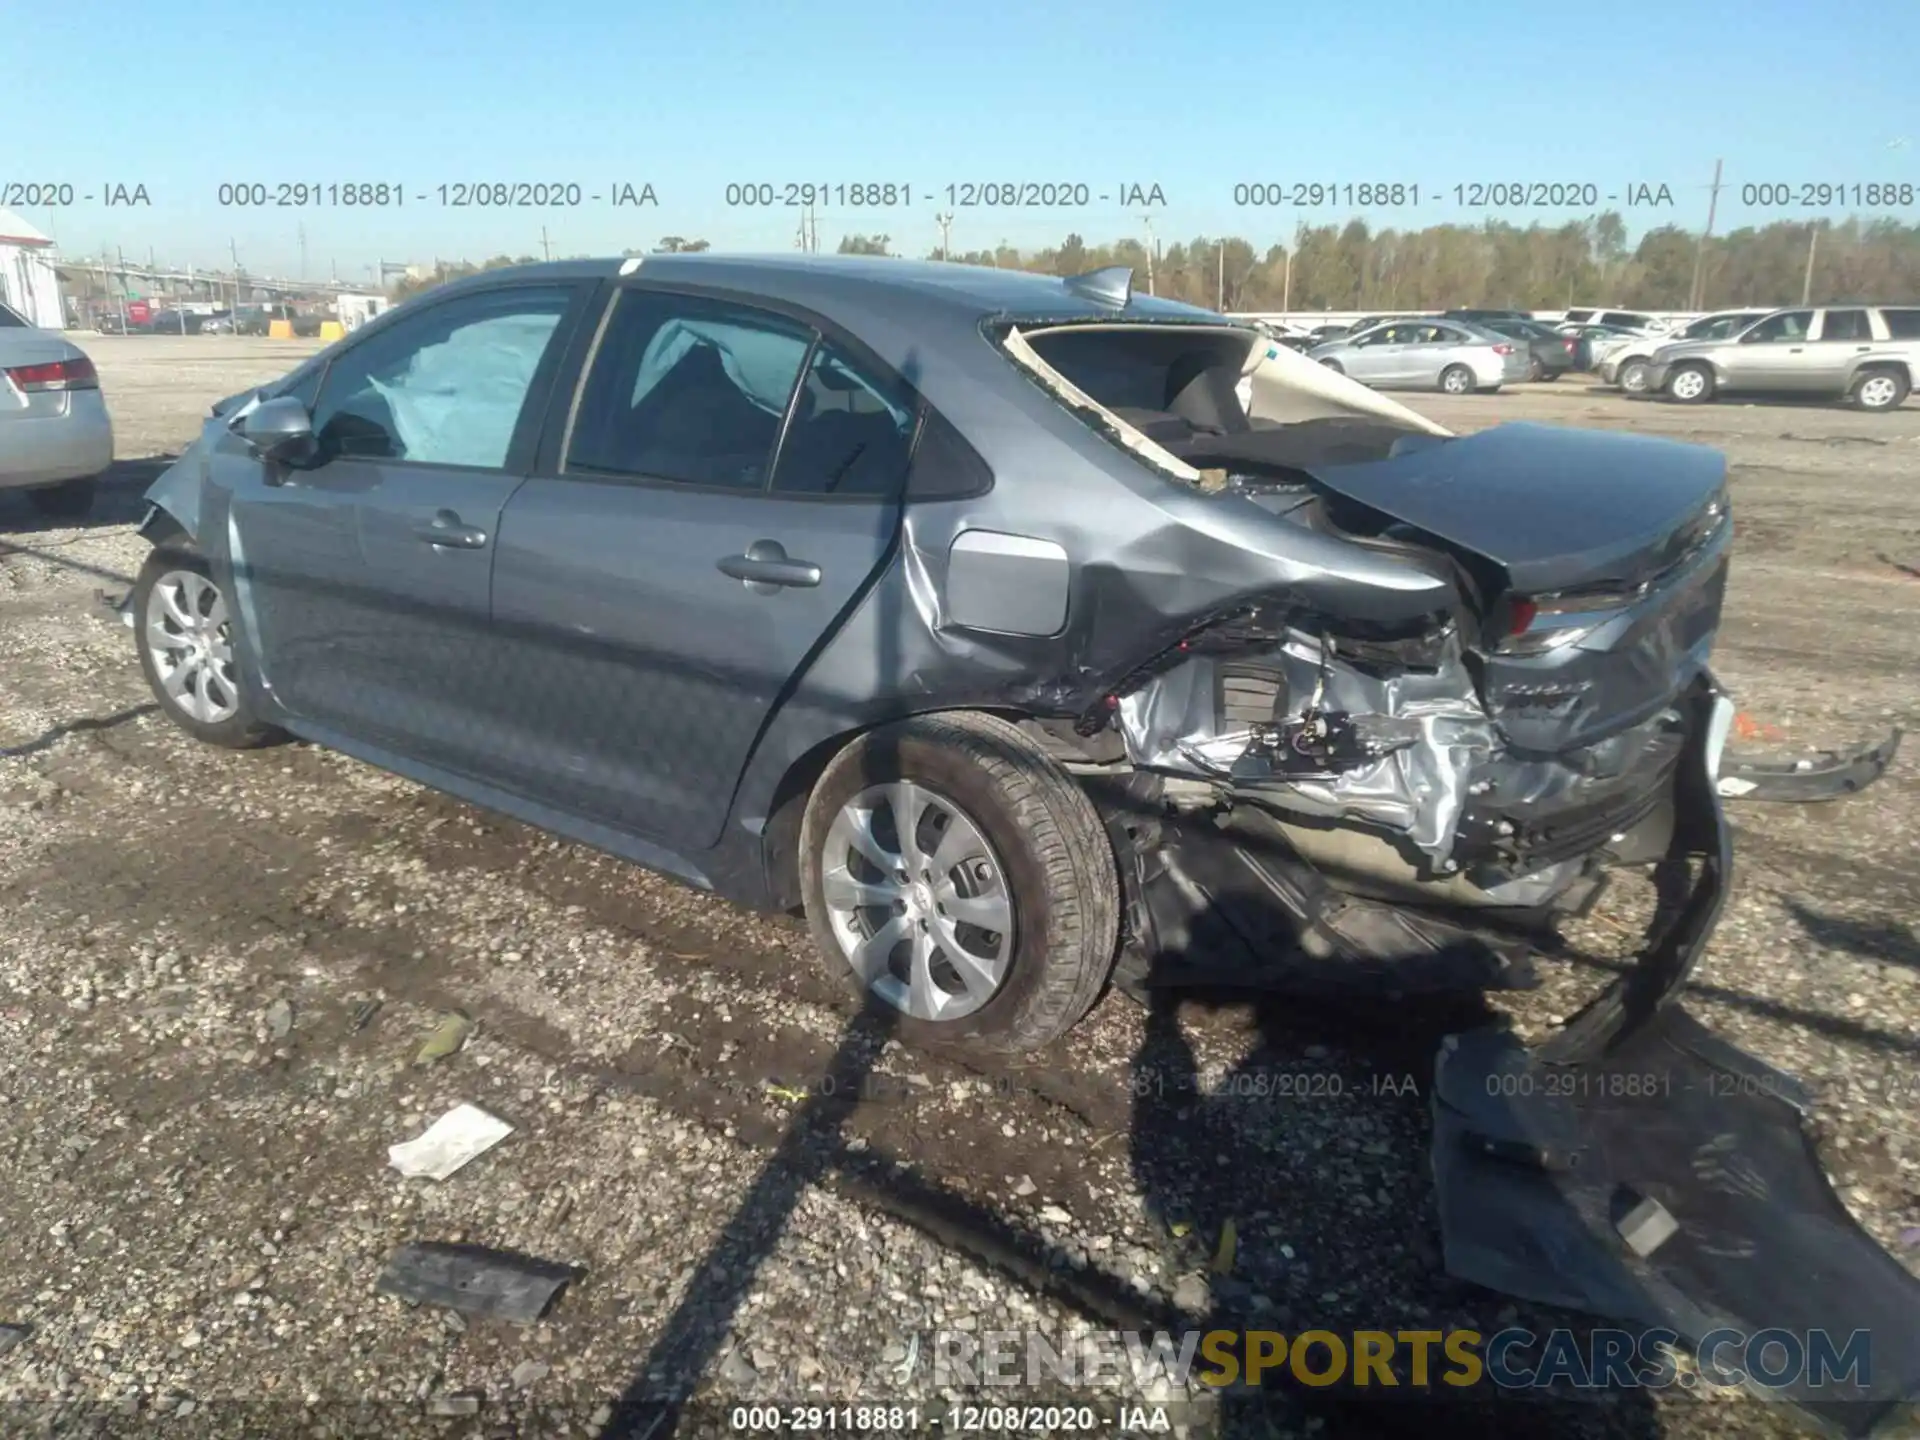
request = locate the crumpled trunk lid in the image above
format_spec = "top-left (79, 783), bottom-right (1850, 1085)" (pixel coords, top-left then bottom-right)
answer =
top-left (1296, 421), bottom-right (1727, 596)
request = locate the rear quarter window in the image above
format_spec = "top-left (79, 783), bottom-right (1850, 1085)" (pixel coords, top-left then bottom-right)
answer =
top-left (1882, 309), bottom-right (1920, 340)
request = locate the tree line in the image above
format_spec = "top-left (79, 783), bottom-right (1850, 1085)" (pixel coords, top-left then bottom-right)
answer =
top-left (393, 213), bottom-right (1920, 311)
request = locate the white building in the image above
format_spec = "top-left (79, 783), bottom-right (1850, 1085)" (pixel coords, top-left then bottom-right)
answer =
top-left (335, 292), bottom-right (390, 332)
top-left (0, 207), bottom-right (64, 328)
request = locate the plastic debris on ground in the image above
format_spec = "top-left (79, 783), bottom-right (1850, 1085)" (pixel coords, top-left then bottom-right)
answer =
top-left (388, 1103), bottom-right (512, 1181)
top-left (377, 1242), bottom-right (578, 1325)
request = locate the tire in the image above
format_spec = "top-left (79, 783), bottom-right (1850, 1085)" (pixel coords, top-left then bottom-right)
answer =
top-left (26, 476), bottom-right (96, 518)
top-left (132, 544), bottom-right (284, 749)
top-left (1618, 358), bottom-right (1652, 394)
top-left (1318, 358), bottom-right (1345, 374)
top-left (1850, 367), bottom-right (1909, 413)
top-left (798, 711), bottom-right (1120, 1053)
top-left (1440, 364), bottom-right (1474, 395)
top-left (1666, 362), bottom-right (1715, 404)
top-left (1526, 355), bottom-right (1545, 383)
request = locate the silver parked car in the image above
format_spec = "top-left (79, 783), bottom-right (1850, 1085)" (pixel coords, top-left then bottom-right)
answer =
top-left (1307, 319), bottom-right (1524, 393)
top-left (0, 300), bottom-right (114, 516)
top-left (1643, 305), bottom-right (1920, 411)
top-left (1600, 309), bottom-right (1774, 393)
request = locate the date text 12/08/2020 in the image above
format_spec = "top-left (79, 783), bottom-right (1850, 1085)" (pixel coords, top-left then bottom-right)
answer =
top-left (722, 182), bottom-right (1169, 208)
top-left (1229, 181), bottom-right (1676, 208)
top-left (210, 182), bottom-right (659, 208)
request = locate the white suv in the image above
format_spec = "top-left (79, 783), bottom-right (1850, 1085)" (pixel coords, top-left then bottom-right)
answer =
top-left (1643, 306), bottom-right (1920, 412)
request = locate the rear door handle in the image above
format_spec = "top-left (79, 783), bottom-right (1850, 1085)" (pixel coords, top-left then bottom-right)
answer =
top-left (414, 509), bottom-right (489, 549)
top-left (718, 539), bottom-right (822, 592)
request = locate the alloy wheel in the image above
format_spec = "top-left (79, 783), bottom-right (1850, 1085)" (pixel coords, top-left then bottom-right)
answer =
top-left (146, 570), bottom-right (241, 724)
top-left (819, 781), bottom-right (1015, 1022)
top-left (1620, 360), bottom-right (1650, 393)
top-left (1441, 366), bottom-right (1472, 394)
top-left (1857, 374), bottom-right (1899, 410)
top-left (1670, 367), bottom-right (1708, 401)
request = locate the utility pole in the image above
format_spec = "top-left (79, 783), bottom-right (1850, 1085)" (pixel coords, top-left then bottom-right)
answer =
top-left (936, 212), bottom-right (953, 261)
top-left (1217, 240), bottom-right (1225, 310)
top-left (1282, 247), bottom-right (1293, 312)
top-left (541, 226), bottom-right (552, 261)
top-left (1687, 158), bottom-right (1723, 312)
top-left (1141, 214), bottom-right (1156, 295)
top-left (297, 223), bottom-right (307, 281)
top-left (1800, 222), bottom-right (1819, 305)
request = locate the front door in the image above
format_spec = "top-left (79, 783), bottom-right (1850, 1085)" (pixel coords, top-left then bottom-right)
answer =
top-left (1719, 309), bottom-right (1813, 391)
top-left (486, 285), bottom-right (919, 850)
top-left (224, 280), bottom-right (588, 775)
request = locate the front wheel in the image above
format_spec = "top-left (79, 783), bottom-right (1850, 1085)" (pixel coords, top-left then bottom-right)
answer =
top-left (1618, 358), bottom-right (1652, 394)
top-left (133, 545), bottom-right (284, 749)
top-left (1666, 362), bottom-right (1715, 404)
top-left (1851, 367), bottom-right (1909, 413)
top-left (1318, 358), bottom-right (1345, 374)
top-left (1440, 364), bottom-right (1474, 395)
top-left (799, 712), bottom-right (1119, 1053)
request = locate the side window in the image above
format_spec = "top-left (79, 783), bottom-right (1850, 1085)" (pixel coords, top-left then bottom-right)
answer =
top-left (770, 342), bottom-right (918, 498)
top-left (1883, 309), bottom-right (1920, 340)
top-left (308, 285), bottom-right (573, 467)
top-left (1818, 309), bottom-right (1872, 342)
top-left (567, 289), bottom-right (811, 490)
top-left (1743, 311), bottom-right (1812, 344)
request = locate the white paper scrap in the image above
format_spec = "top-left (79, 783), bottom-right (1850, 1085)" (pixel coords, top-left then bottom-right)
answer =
top-left (388, 1103), bottom-right (513, 1181)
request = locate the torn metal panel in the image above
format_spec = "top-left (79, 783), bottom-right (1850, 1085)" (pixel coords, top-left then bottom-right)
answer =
top-left (1115, 627), bottom-right (1495, 865)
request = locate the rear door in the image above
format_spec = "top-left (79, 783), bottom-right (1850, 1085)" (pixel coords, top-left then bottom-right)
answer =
top-left (486, 284), bottom-right (917, 850)
top-left (224, 280), bottom-right (591, 772)
top-left (1805, 307), bottom-right (1877, 393)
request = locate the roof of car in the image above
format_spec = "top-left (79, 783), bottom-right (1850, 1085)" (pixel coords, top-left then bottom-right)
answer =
top-left (439, 253), bottom-right (1229, 326)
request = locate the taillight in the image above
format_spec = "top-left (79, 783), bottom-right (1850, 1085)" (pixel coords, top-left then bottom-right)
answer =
top-left (1492, 343), bottom-right (1514, 355)
top-left (5, 357), bottom-right (98, 392)
top-left (1507, 599), bottom-right (1538, 635)
top-left (1563, 338), bottom-right (1576, 353)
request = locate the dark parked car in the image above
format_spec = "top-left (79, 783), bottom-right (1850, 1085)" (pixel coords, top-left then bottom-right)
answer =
top-left (235, 303), bottom-right (323, 338)
top-left (125, 255), bottom-right (1912, 1427)
top-left (1472, 316), bottom-right (1581, 380)
top-left (1442, 307), bottom-right (1535, 325)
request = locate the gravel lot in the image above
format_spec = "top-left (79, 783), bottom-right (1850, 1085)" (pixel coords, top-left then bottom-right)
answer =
top-left (2, 336), bottom-right (1917, 1439)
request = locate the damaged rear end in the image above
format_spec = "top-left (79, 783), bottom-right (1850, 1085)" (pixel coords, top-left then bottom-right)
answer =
top-left (999, 310), bottom-right (1920, 1432)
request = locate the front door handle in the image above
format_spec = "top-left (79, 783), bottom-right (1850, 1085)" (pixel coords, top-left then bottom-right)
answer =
top-left (414, 509), bottom-right (489, 549)
top-left (718, 539), bottom-right (822, 592)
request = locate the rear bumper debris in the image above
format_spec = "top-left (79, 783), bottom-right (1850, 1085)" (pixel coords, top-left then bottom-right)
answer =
top-left (1716, 728), bottom-right (1903, 803)
top-left (1430, 689), bottom-right (1920, 1436)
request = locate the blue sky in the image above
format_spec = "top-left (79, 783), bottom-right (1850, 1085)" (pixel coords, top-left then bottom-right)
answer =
top-left (4, 0), bottom-right (1915, 279)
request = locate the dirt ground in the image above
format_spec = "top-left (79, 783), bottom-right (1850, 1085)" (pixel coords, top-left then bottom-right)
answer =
top-left (1, 336), bottom-right (1917, 1439)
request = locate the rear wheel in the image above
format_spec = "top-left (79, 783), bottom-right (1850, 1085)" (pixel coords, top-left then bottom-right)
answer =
top-left (1850, 367), bottom-right (1909, 413)
top-left (133, 545), bottom-right (284, 749)
top-left (1666, 362), bottom-right (1715, 404)
top-left (1318, 358), bottom-right (1345, 374)
top-left (1526, 354), bottom-right (1545, 383)
top-left (26, 476), bottom-right (96, 518)
top-left (1440, 364), bottom-right (1474, 395)
top-left (1618, 358), bottom-right (1652, 394)
top-left (799, 712), bottom-right (1119, 1053)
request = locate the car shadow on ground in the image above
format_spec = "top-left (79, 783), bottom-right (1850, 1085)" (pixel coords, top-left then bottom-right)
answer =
top-left (594, 736), bottom-right (1669, 1436)
top-left (0, 453), bottom-right (177, 540)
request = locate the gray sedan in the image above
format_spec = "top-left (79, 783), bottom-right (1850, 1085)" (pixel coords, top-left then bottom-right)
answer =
top-left (0, 301), bottom-right (113, 516)
top-left (1307, 319), bottom-right (1523, 393)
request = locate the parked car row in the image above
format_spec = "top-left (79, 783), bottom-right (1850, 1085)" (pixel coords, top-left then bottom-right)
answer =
top-left (1269, 302), bottom-right (1917, 410)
